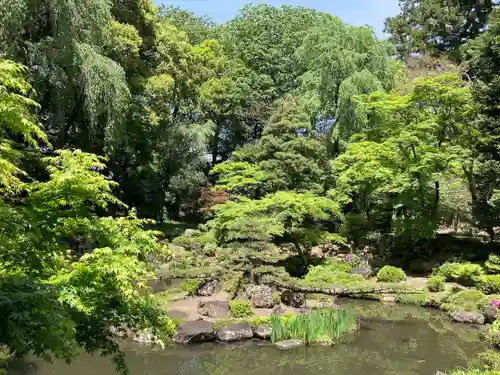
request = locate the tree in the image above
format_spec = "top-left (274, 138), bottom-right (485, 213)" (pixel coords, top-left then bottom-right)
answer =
top-left (385, 0), bottom-right (498, 61)
top-left (211, 95), bottom-right (331, 198)
top-left (206, 191), bottom-right (343, 269)
top-left (462, 8), bottom-right (500, 238)
top-left (0, 60), bottom-right (174, 374)
top-left (332, 74), bottom-right (482, 242)
top-left (296, 16), bottom-right (401, 153)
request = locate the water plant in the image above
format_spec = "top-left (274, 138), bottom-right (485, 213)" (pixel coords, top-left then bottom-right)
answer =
top-left (376, 266), bottom-right (406, 283)
top-left (269, 308), bottom-right (356, 345)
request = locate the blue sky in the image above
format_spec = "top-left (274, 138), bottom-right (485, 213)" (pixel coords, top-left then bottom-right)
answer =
top-left (154, 0), bottom-right (401, 38)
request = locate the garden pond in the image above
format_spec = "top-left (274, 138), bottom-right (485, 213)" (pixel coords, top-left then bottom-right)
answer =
top-left (6, 300), bottom-right (488, 375)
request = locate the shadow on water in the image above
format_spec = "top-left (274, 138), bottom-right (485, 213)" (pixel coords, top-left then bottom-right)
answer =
top-left (7, 301), bottom-right (487, 375)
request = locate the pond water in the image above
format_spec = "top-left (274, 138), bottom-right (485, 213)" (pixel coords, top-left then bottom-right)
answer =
top-left (7, 301), bottom-right (487, 375)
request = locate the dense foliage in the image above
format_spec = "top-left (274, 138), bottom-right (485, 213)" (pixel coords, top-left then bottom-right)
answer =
top-left (2, 0), bottom-right (500, 372)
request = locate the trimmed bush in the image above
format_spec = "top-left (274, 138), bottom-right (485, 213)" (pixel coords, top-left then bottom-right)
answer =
top-left (476, 275), bottom-right (500, 294)
top-left (440, 290), bottom-right (489, 313)
top-left (427, 275), bottom-right (446, 292)
top-left (376, 266), bottom-right (406, 283)
top-left (304, 260), bottom-right (364, 287)
top-left (229, 300), bottom-right (253, 318)
top-left (485, 254), bottom-right (500, 275)
top-left (437, 262), bottom-right (485, 286)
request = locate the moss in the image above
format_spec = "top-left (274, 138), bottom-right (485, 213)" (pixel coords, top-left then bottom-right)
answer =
top-left (396, 293), bottom-right (440, 307)
top-left (437, 262), bottom-right (485, 286)
top-left (376, 266), bottom-right (406, 283)
top-left (229, 300), bottom-right (253, 318)
top-left (440, 289), bottom-right (489, 313)
top-left (427, 275), bottom-right (446, 292)
top-left (476, 275), bottom-right (500, 294)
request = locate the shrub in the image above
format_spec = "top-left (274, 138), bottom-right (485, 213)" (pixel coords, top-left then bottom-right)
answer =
top-left (485, 254), bottom-right (500, 275)
top-left (304, 260), bottom-right (365, 287)
top-left (440, 290), bottom-right (489, 313)
top-left (376, 266), bottom-right (406, 283)
top-left (476, 275), bottom-right (500, 294)
top-left (270, 308), bottom-right (356, 345)
top-left (437, 262), bottom-right (485, 286)
top-left (229, 300), bottom-right (253, 318)
top-left (483, 320), bottom-right (500, 348)
top-left (180, 279), bottom-right (201, 295)
top-left (427, 275), bottom-right (446, 292)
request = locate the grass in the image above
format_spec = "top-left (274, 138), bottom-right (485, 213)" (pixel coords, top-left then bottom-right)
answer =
top-left (270, 308), bottom-right (356, 345)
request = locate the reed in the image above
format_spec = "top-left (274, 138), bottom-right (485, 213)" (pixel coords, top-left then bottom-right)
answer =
top-left (270, 308), bottom-right (356, 345)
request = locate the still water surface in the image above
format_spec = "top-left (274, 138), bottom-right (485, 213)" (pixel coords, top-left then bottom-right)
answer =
top-left (8, 301), bottom-right (486, 375)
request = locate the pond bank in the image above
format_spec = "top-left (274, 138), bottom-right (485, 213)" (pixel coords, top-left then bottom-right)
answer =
top-left (7, 300), bottom-right (490, 375)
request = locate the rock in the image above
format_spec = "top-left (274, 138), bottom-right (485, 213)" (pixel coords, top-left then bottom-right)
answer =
top-left (275, 339), bottom-right (304, 349)
top-left (216, 323), bottom-right (254, 342)
top-left (254, 324), bottom-right (272, 339)
top-left (133, 328), bottom-right (157, 344)
top-left (484, 305), bottom-right (499, 324)
top-left (246, 285), bottom-right (276, 308)
top-left (436, 371), bottom-right (446, 375)
top-left (196, 279), bottom-right (219, 296)
top-left (450, 311), bottom-right (485, 324)
top-left (173, 320), bottom-right (215, 344)
top-left (281, 290), bottom-right (305, 307)
top-left (350, 267), bottom-right (372, 279)
top-left (197, 300), bottom-right (230, 318)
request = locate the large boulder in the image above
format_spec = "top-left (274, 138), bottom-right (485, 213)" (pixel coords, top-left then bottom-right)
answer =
top-left (196, 279), bottom-right (219, 296)
top-left (197, 300), bottom-right (230, 318)
top-left (484, 305), bottom-right (499, 324)
top-left (217, 323), bottom-right (254, 342)
top-left (254, 324), bottom-right (272, 339)
top-left (275, 339), bottom-right (304, 349)
top-left (450, 311), bottom-right (485, 325)
top-left (173, 320), bottom-right (215, 344)
top-left (281, 290), bottom-right (305, 308)
top-left (246, 285), bottom-right (276, 308)
top-left (350, 267), bottom-right (372, 279)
